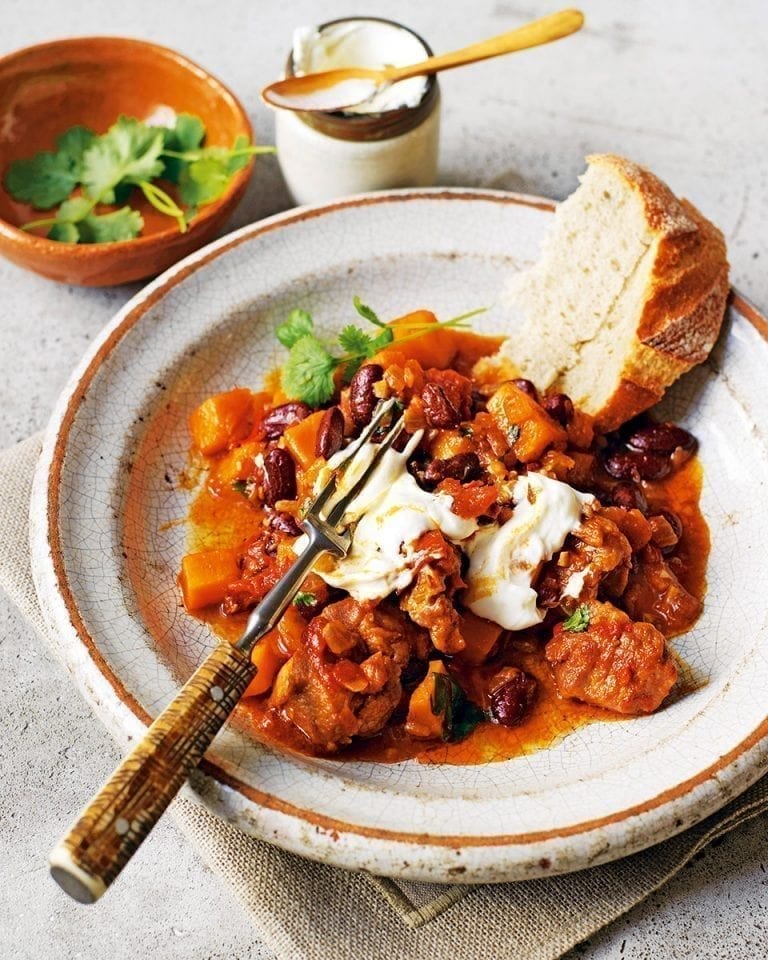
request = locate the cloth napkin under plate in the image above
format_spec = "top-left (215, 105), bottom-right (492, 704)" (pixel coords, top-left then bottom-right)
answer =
top-left (2, 433), bottom-right (766, 960)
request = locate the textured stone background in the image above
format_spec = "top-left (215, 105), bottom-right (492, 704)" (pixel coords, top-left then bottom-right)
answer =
top-left (1, 1), bottom-right (766, 958)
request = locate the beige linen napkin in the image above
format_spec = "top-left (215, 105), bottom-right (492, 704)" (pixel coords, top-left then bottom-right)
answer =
top-left (3, 433), bottom-right (767, 960)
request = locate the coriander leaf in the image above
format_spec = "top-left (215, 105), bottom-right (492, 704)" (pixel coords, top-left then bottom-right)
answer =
top-left (231, 479), bottom-right (248, 495)
top-left (56, 197), bottom-right (93, 223)
top-left (446, 675), bottom-right (485, 742)
top-left (353, 296), bottom-right (385, 327)
top-left (429, 671), bottom-right (450, 717)
top-left (55, 125), bottom-right (97, 172)
top-left (226, 134), bottom-right (253, 174)
top-left (170, 113), bottom-right (206, 152)
top-left (178, 155), bottom-right (230, 208)
top-left (450, 695), bottom-right (486, 741)
top-left (562, 604), bottom-right (591, 633)
top-left (47, 221), bottom-right (79, 243)
top-left (81, 116), bottom-right (165, 201)
top-left (4, 151), bottom-right (79, 209)
top-left (293, 591), bottom-right (317, 607)
top-left (281, 335), bottom-right (337, 407)
top-left (162, 113), bottom-right (206, 182)
top-left (77, 207), bottom-right (144, 243)
top-left (338, 325), bottom-right (374, 356)
top-left (276, 309), bottom-right (314, 348)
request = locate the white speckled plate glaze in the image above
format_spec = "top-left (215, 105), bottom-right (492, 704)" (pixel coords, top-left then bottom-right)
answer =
top-left (30, 189), bottom-right (768, 883)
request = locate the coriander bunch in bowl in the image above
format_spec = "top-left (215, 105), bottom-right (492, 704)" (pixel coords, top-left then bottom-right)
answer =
top-left (4, 113), bottom-right (275, 244)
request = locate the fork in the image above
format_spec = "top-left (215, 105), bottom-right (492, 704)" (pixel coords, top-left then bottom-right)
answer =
top-left (49, 399), bottom-right (405, 904)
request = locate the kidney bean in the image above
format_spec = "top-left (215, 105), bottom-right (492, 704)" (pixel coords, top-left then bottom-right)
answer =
top-left (349, 364), bottom-right (383, 426)
top-left (488, 668), bottom-right (537, 727)
top-left (262, 448), bottom-right (297, 506)
top-left (610, 480), bottom-right (648, 513)
top-left (626, 421), bottom-right (697, 455)
top-left (512, 378), bottom-right (538, 401)
top-left (541, 392), bottom-right (574, 426)
top-left (269, 511), bottom-right (302, 537)
top-left (421, 382), bottom-right (461, 428)
top-left (603, 449), bottom-right (671, 482)
top-left (316, 406), bottom-right (345, 459)
top-left (261, 401), bottom-right (312, 440)
top-left (423, 452), bottom-right (482, 485)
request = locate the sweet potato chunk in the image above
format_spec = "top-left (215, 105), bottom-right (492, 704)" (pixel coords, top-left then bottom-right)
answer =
top-left (180, 548), bottom-right (240, 610)
top-left (243, 631), bottom-right (287, 698)
top-left (189, 388), bottom-right (254, 455)
top-left (405, 661), bottom-right (448, 739)
top-left (545, 600), bottom-right (677, 714)
top-left (283, 410), bottom-right (325, 469)
top-left (488, 381), bottom-right (567, 462)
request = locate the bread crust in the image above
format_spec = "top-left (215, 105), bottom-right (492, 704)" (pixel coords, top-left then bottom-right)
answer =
top-left (584, 155), bottom-right (729, 429)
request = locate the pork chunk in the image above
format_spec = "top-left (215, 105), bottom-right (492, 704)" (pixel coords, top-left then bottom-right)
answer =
top-left (399, 530), bottom-right (466, 653)
top-left (271, 598), bottom-right (427, 752)
top-left (545, 600), bottom-right (678, 715)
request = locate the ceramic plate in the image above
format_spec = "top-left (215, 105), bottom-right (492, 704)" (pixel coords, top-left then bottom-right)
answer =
top-left (31, 189), bottom-right (768, 883)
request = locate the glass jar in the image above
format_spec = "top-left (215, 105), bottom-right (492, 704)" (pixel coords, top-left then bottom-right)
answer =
top-left (275, 17), bottom-right (441, 206)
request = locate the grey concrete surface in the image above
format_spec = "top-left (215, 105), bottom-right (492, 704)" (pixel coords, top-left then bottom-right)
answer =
top-left (1, 1), bottom-right (766, 958)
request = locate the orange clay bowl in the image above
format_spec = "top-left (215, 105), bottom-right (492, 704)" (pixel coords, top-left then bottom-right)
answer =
top-left (0, 36), bottom-right (255, 286)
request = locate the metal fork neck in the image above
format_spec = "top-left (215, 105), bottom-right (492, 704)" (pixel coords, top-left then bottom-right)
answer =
top-left (234, 519), bottom-right (349, 654)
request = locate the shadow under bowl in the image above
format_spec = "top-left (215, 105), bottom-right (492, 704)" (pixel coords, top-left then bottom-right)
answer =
top-left (0, 36), bottom-right (255, 286)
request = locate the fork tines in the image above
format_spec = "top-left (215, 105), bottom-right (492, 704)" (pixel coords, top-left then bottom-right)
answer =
top-left (307, 399), bottom-right (404, 529)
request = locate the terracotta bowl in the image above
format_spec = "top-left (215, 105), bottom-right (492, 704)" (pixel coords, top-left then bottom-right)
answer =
top-left (0, 36), bottom-right (255, 286)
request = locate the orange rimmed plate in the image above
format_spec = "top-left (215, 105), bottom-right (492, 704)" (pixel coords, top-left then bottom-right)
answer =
top-left (30, 189), bottom-right (768, 882)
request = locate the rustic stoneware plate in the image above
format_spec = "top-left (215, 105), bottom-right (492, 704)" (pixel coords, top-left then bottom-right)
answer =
top-left (30, 189), bottom-right (768, 883)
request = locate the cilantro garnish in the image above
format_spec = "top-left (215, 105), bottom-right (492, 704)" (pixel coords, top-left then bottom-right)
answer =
top-left (281, 336), bottom-right (338, 408)
top-left (231, 479), bottom-right (249, 496)
top-left (278, 299), bottom-right (487, 407)
top-left (293, 591), bottom-right (317, 607)
top-left (562, 604), bottom-right (591, 632)
top-left (276, 309), bottom-right (314, 348)
top-left (4, 113), bottom-right (275, 244)
top-left (429, 670), bottom-right (486, 742)
top-left (4, 125), bottom-right (95, 208)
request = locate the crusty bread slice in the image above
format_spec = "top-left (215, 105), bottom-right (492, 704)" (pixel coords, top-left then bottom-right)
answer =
top-left (481, 154), bottom-right (729, 430)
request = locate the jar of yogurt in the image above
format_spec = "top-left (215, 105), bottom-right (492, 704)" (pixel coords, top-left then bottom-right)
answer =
top-left (274, 17), bottom-right (441, 205)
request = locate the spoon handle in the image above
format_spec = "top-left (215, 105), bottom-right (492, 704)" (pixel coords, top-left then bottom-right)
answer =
top-left (386, 8), bottom-right (584, 82)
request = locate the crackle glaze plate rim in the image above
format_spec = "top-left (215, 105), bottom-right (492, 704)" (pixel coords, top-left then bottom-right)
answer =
top-left (30, 188), bottom-right (768, 883)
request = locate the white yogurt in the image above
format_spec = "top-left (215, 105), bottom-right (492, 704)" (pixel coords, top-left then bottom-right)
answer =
top-left (292, 22), bottom-right (429, 115)
top-left (301, 435), bottom-right (594, 630)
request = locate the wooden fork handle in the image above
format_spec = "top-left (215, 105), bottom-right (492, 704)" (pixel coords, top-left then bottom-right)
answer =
top-left (49, 641), bottom-right (255, 903)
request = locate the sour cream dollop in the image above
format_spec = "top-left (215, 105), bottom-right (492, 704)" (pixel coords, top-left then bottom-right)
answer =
top-left (299, 439), bottom-right (593, 630)
top-left (463, 473), bottom-right (594, 630)
top-left (297, 432), bottom-right (478, 600)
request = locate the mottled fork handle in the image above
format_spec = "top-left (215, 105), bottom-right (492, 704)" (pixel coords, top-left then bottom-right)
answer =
top-left (50, 404), bottom-right (400, 904)
top-left (49, 641), bottom-right (255, 903)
